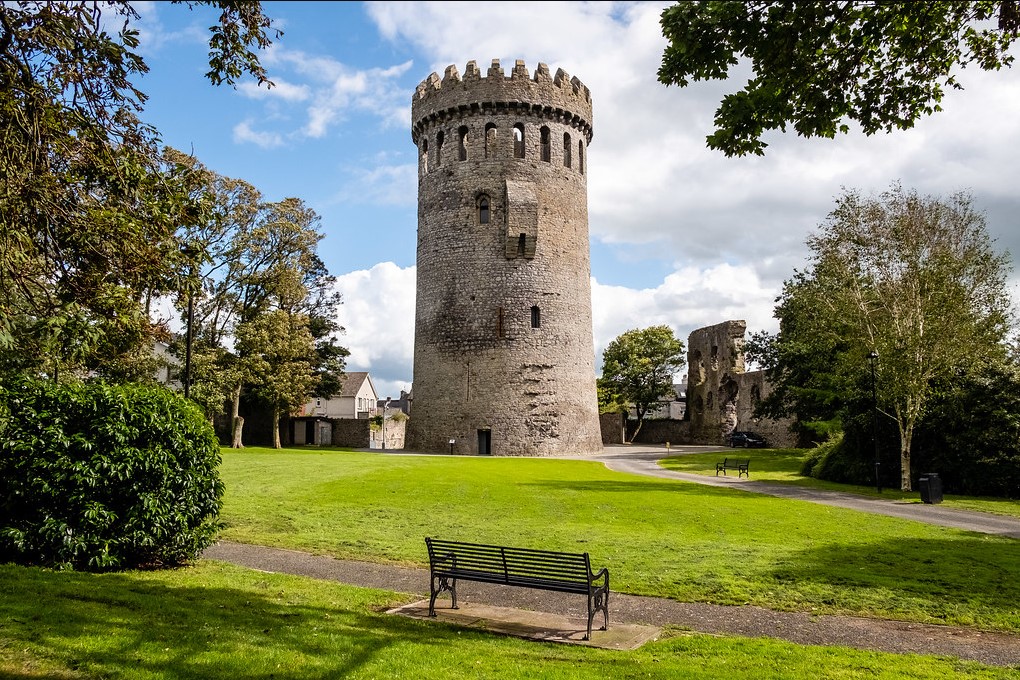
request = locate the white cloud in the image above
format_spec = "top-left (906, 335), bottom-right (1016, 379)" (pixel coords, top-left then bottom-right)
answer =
top-left (237, 45), bottom-right (413, 140)
top-left (237, 78), bottom-right (311, 102)
top-left (232, 120), bottom-right (285, 148)
top-left (591, 263), bottom-right (778, 377)
top-left (334, 262), bottom-right (416, 399)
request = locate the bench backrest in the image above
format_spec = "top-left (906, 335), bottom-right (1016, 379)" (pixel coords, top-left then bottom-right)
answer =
top-left (426, 537), bottom-right (592, 583)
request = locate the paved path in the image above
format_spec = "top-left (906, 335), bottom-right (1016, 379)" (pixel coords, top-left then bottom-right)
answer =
top-left (589, 444), bottom-right (1020, 539)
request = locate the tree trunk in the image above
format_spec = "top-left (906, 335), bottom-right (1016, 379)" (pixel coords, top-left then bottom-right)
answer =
top-left (899, 424), bottom-right (913, 491)
top-left (272, 404), bottom-right (282, 449)
top-left (628, 413), bottom-right (644, 443)
top-left (230, 384), bottom-right (245, 449)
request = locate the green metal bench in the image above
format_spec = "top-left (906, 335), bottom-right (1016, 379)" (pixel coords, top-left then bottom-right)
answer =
top-left (426, 537), bottom-right (609, 640)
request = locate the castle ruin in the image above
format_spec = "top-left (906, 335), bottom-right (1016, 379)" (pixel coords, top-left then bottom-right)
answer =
top-left (686, 320), bottom-right (796, 447)
top-left (404, 59), bottom-right (603, 456)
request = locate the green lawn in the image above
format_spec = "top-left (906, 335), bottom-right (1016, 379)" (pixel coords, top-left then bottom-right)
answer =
top-left (1, 561), bottom-right (1015, 679)
top-left (216, 448), bottom-right (1020, 634)
top-left (658, 448), bottom-right (1020, 519)
top-left (4, 445), bottom-right (1018, 679)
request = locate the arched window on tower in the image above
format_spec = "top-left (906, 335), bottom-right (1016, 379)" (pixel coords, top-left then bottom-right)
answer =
top-left (458, 126), bottom-right (469, 161)
top-left (478, 194), bottom-right (490, 224)
top-left (436, 131), bottom-right (444, 166)
top-left (540, 126), bottom-right (550, 162)
top-left (513, 124), bottom-right (525, 158)
top-left (563, 132), bottom-right (571, 168)
top-left (578, 140), bottom-right (584, 175)
top-left (485, 123), bottom-right (497, 158)
top-left (421, 138), bottom-right (429, 174)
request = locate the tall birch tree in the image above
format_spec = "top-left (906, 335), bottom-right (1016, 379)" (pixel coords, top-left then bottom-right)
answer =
top-left (786, 183), bottom-right (1013, 490)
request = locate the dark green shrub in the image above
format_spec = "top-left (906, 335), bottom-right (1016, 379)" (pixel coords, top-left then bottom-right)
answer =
top-left (799, 433), bottom-right (838, 477)
top-left (0, 377), bottom-right (224, 570)
top-left (913, 365), bottom-right (1020, 498)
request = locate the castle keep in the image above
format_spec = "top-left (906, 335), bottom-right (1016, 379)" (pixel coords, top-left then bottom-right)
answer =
top-left (405, 59), bottom-right (602, 456)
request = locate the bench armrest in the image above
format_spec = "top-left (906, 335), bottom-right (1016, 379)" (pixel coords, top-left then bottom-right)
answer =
top-left (430, 551), bottom-right (456, 569)
top-left (590, 567), bottom-right (609, 588)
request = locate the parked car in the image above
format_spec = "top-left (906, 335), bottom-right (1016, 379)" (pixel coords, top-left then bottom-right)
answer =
top-left (727, 431), bottom-right (767, 448)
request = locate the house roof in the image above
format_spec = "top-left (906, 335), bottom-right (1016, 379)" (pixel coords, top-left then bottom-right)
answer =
top-left (339, 371), bottom-right (375, 398)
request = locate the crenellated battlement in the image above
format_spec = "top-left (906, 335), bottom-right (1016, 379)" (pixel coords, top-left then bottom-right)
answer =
top-left (411, 59), bottom-right (593, 144)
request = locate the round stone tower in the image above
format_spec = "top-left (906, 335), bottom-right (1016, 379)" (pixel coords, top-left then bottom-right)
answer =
top-left (405, 59), bottom-right (602, 456)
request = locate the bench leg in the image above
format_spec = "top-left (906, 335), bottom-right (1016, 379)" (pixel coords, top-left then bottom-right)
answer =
top-left (428, 575), bottom-right (457, 617)
top-left (587, 585), bottom-right (609, 640)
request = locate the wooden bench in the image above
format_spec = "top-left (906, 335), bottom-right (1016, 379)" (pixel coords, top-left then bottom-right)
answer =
top-left (715, 458), bottom-right (750, 478)
top-left (425, 537), bottom-right (609, 640)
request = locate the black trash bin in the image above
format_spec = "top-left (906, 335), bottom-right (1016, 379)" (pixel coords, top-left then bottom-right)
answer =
top-left (919, 473), bottom-right (943, 504)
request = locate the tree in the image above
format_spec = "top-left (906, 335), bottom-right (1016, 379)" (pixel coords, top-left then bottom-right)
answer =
top-left (0, 1), bottom-right (279, 380)
top-left (598, 325), bottom-right (686, 442)
top-left (658, 1), bottom-right (1020, 156)
top-left (183, 196), bottom-right (346, 448)
top-left (766, 183), bottom-right (1013, 490)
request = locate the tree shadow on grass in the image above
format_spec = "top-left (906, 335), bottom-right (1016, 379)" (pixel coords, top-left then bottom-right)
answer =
top-left (0, 563), bottom-right (467, 679)
top-left (766, 535), bottom-right (1020, 630)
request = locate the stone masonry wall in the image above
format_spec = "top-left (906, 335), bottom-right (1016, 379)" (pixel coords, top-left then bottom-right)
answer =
top-left (686, 320), bottom-right (796, 447)
top-left (406, 60), bottom-right (602, 456)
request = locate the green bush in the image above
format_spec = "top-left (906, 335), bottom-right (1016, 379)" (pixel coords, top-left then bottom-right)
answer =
top-left (0, 377), bottom-right (224, 571)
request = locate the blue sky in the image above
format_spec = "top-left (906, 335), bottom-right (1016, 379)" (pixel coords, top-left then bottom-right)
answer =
top-left (133, 1), bottom-right (1020, 399)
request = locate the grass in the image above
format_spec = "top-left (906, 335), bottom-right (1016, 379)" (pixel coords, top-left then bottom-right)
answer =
top-left (215, 448), bottom-right (1020, 635)
top-left (2, 560), bottom-right (1016, 679)
top-left (657, 448), bottom-right (1020, 519)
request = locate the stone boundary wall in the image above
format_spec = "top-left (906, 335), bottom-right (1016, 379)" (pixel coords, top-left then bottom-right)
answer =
top-left (331, 418), bottom-right (371, 449)
top-left (625, 419), bottom-right (691, 445)
top-left (599, 412), bottom-right (626, 444)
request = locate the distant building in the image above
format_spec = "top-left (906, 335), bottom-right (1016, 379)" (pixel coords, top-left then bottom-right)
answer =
top-left (377, 389), bottom-right (412, 416)
top-left (301, 371), bottom-right (379, 419)
top-left (153, 340), bottom-right (180, 389)
top-left (639, 382), bottom-right (687, 421)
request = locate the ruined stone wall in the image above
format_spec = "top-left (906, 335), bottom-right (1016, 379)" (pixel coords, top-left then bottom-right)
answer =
top-left (687, 320), bottom-right (747, 444)
top-left (686, 320), bottom-right (797, 447)
top-left (734, 370), bottom-right (798, 448)
top-left (370, 418), bottom-right (406, 450)
top-left (406, 59), bottom-right (602, 456)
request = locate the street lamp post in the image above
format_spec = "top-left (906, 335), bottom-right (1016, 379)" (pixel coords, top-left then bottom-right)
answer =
top-left (184, 289), bottom-right (194, 399)
top-left (180, 244), bottom-right (200, 400)
top-left (867, 351), bottom-right (881, 493)
top-left (381, 397), bottom-right (391, 451)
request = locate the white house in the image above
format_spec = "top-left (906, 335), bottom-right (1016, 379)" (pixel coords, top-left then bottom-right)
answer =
top-left (301, 371), bottom-right (379, 419)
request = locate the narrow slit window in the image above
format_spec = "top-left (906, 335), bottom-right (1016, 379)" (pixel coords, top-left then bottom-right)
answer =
top-left (421, 139), bottom-right (429, 173)
top-left (458, 125), bottom-right (469, 161)
top-left (513, 124), bottom-right (525, 158)
top-left (563, 132), bottom-right (571, 168)
top-left (497, 306), bottom-right (505, 338)
top-left (578, 140), bottom-right (584, 175)
top-left (436, 131), bottom-right (444, 165)
top-left (540, 126), bottom-right (550, 162)
top-left (485, 123), bottom-right (497, 158)
top-left (517, 233), bottom-right (526, 257)
top-left (530, 305), bottom-right (541, 329)
top-left (478, 195), bottom-right (490, 224)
